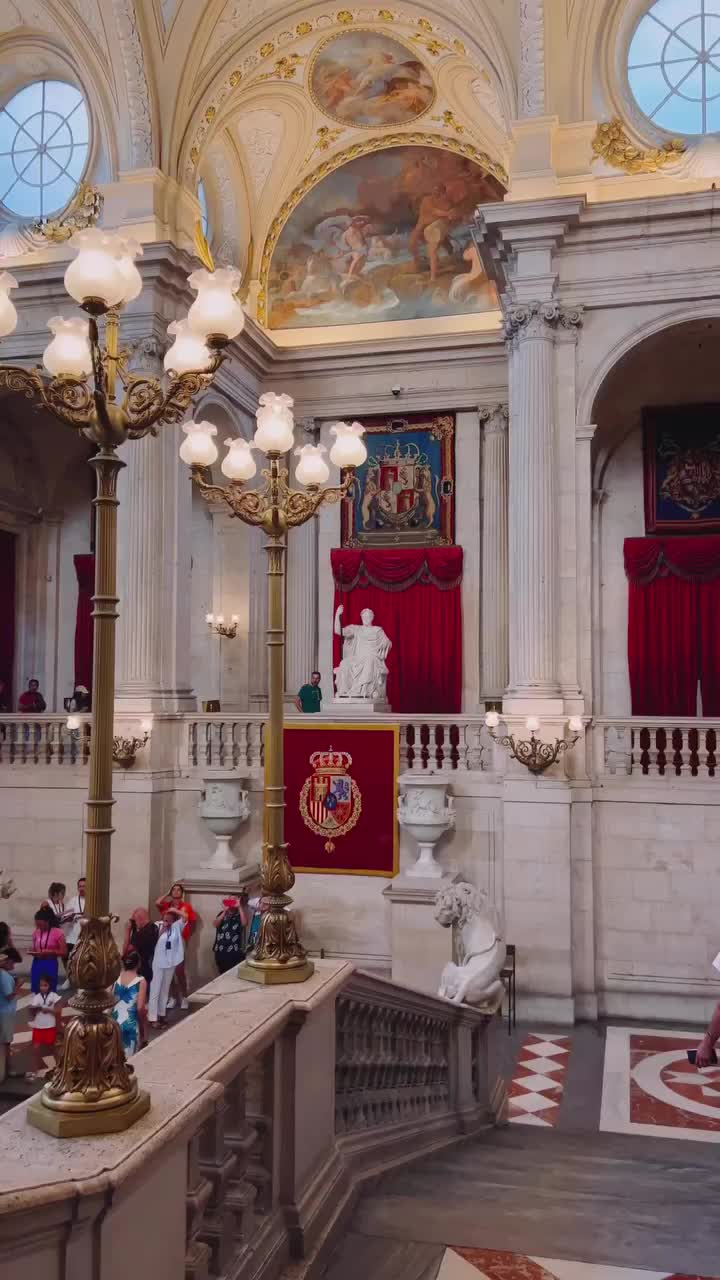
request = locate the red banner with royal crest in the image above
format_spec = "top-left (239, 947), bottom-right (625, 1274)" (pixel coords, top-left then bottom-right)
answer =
top-left (283, 723), bottom-right (398, 876)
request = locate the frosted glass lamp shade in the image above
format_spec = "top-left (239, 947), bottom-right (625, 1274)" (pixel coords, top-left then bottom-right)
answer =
top-left (568, 716), bottom-right (584, 733)
top-left (179, 420), bottom-right (218, 467)
top-left (64, 229), bottom-right (126, 309)
top-left (525, 716), bottom-right (540, 733)
top-left (295, 443), bottom-right (330, 487)
top-left (66, 715), bottom-right (80, 730)
top-left (187, 266), bottom-right (245, 341)
top-left (43, 316), bottom-right (92, 378)
top-left (329, 420), bottom-right (367, 468)
top-left (254, 391), bottom-right (295, 453)
top-left (221, 438), bottom-right (256, 481)
top-left (115, 237), bottom-right (143, 304)
top-left (164, 320), bottom-right (212, 375)
top-left (485, 711), bottom-right (500, 729)
top-left (0, 272), bottom-right (18, 337)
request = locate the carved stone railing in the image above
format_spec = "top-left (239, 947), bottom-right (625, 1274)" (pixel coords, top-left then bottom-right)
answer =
top-left (0, 714), bottom-right (91, 766)
top-left (184, 714), bottom-right (490, 775)
top-left (595, 717), bottom-right (720, 779)
top-left (0, 961), bottom-right (503, 1280)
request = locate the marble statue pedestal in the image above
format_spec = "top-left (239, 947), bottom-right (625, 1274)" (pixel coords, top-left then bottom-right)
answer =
top-left (383, 872), bottom-right (460, 996)
top-left (329, 697), bottom-right (390, 717)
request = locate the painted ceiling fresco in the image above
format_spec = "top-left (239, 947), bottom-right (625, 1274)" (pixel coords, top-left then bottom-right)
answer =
top-left (309, 31), bottom-right (435, 128)
top-left (267, 143), bottom-right (504, 330)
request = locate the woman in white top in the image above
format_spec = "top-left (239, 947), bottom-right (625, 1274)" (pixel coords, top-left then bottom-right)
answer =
top-left (147, 908), bottom-right (184, 1027)
top-left (60, 875), bottom-right (86, 990)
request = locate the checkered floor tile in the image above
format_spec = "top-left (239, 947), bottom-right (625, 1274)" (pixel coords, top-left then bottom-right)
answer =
top-left (507, 1032), bottom-right (570, 1128)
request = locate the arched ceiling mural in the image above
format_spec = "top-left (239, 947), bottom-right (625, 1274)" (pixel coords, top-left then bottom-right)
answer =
top-left (262, 139), bottom-right (505, 330)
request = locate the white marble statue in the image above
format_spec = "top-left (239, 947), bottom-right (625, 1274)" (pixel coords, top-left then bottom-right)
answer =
top-left (434, 882), bottom-right (506, 1007)
top-left (333, 605), bottom-right (391, 701)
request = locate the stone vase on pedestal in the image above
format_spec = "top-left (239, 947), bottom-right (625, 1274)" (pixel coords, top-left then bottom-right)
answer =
top-left (397, 772), bottom-right (455, 879)
top-left (198, 777), bottom-right (250, 874)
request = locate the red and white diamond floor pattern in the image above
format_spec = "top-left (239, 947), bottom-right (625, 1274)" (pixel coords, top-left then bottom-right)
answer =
top-left (508, 1033), bottom-right (570, 1128)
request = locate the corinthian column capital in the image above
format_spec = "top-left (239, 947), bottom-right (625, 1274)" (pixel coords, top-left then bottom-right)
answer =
top-left (504, 301), bottom-right (584, 343)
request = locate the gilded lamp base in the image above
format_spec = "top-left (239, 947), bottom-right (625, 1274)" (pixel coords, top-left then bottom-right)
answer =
top-left (238, 957), bottom-right (315, 985)
top-left (26, 915), bottom-right (152, 1138)
top-left (27, 1087), bottom-right (151, 1137)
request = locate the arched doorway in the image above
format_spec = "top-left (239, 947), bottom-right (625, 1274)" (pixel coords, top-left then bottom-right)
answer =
top-left (591, 317), bottom-right (720, 717)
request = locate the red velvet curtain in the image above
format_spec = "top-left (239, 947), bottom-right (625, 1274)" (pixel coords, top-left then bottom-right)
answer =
top-left (623, 536), bottom-right (720, 715)
top-left (74, 554), bottom-right (95, 693)
top-left (0, 530), bottom-right (16, 704)
top-left (627, 574), bottom-right (699, 715)
top-left (331, 548), bottom-right (462, 714)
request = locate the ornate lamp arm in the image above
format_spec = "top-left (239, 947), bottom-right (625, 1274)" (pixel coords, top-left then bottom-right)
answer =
top-left (192, 460), bottom-right (353, 528)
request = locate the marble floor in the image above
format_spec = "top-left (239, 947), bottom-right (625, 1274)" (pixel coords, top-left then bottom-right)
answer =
top-left (319, 1020), bottom-right (720, 1280)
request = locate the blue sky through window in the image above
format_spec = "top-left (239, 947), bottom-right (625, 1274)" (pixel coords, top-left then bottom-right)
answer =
top-left (0, 80), bottom-right (89, 218)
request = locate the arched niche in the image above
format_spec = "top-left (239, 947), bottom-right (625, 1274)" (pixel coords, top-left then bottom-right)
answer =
top-left (589, 316), bottom-right (720, 717)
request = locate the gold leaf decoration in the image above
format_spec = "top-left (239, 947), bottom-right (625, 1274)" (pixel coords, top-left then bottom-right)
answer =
top-left (194, 220), bottom-right (215, 271)
top-left (296, 20), bottom-right (313, 33)
top-left (229, 69), bottom-right (242, 87)
top-left (336, 9), bottom-right (354, 21)
top-left (433, 109), bottom-right (465, 134)
top-left (417, 16), bottom-right (433, 31)
top-left (33, 182), bottom-right (103, 243)
top-left (260, 41), bottom-right (275, 56)
top-left (592, 118), bottom-right (685, 174)
top-left (205, 104), bottom-right (216, 124)
top-left (378, 7), bottom-right (395, 17)
top-left (304, 124), bottom-right (345, 164)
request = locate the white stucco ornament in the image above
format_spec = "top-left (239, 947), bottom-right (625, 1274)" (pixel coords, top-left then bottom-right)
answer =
top-left (434, 882), bottom-right (506, 1007)
top-left (397, 772), bottom-right (455, 879)
top-left (333, 605), bottom-right (391, 701)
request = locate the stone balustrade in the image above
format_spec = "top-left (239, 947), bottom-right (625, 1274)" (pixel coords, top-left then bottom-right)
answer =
top-left (0, 960), bottom-right (503, 1280)
top-left (0, 714), bottom-right (91, 766)
top-left (10, 712), bottom-right (720, 783)
top-left (594, 718), bottom-right (720, 779)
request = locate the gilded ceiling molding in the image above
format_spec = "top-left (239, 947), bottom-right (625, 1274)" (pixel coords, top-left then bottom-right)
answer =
top-left (519, 0), bottom-right (545, 118)
top-left (32, 182), bottom-right (103, 243)
top-left (184, 8), bottom-right (487, 178)
top-left (256, 131), bottom-right (508, 326)
top-left (592, 119), bottom-right (685, 175)
top-left (112, 0), bottom-right (154, 167)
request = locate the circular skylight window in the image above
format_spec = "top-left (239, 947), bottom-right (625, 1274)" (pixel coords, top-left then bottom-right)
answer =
top-left (628, 0), bottom-right (720, 135)
top-left (0, 80), bottom-right (89, 220)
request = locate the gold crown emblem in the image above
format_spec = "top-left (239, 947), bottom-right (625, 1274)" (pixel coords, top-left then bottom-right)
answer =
top-left (309, 747), bottom-right (352, 772)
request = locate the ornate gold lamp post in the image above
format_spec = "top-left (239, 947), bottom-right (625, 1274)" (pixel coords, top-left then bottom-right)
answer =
top-left (181, 407), bottom-right (368, 983)
top-left (0, 232), bottom-right (242, 1135)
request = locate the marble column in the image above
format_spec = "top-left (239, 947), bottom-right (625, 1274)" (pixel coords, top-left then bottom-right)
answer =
top-left (247, 525), bottom-right (268, 712)
top-left (479, 405), bottom-right (509, 703)
top-left (505, 302), bottom-right (582, 704)
top-left (286, 420), bottom-right (319, 698)
top-left (115, 340), bottom-right (194, 711)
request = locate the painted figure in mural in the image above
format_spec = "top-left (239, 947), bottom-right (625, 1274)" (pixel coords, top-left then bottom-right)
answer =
top-left (268, 145), bottom-right (504, 330)
top-left (311, 33), bottom-right (434, 128)
top-left (334, 606), bottom-right (391, 700)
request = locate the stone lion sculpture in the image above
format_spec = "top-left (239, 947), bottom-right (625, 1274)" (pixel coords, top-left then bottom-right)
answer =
top-left (434, 881), bottom-right (506, 1007)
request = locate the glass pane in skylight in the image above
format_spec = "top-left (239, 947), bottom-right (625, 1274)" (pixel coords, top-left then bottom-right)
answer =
top-left (0, 80), bottom-right (89, 218)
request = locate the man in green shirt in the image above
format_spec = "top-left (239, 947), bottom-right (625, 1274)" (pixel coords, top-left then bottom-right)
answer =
top-left (296, 671), bottom-right (323, 713)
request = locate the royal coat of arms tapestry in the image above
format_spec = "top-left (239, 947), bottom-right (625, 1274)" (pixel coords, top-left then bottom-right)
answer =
top-left (283, 723), bottom-right (398, 875)
top-left (644, 405), bottom-right (720, 533)
top-left (341, 412), bottom-right (454, 547)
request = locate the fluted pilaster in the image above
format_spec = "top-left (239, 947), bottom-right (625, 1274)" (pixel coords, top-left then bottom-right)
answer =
top-left (115, 432), bottom-right (162, 696)
top-left (505, 302), bottom-right (582, 698)
top-left (248, 526), bottom-right (268, 712)
top-left (285, 420), bottom-right (319, 697)
top-left (480, 405), bottom-right (509, 701)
